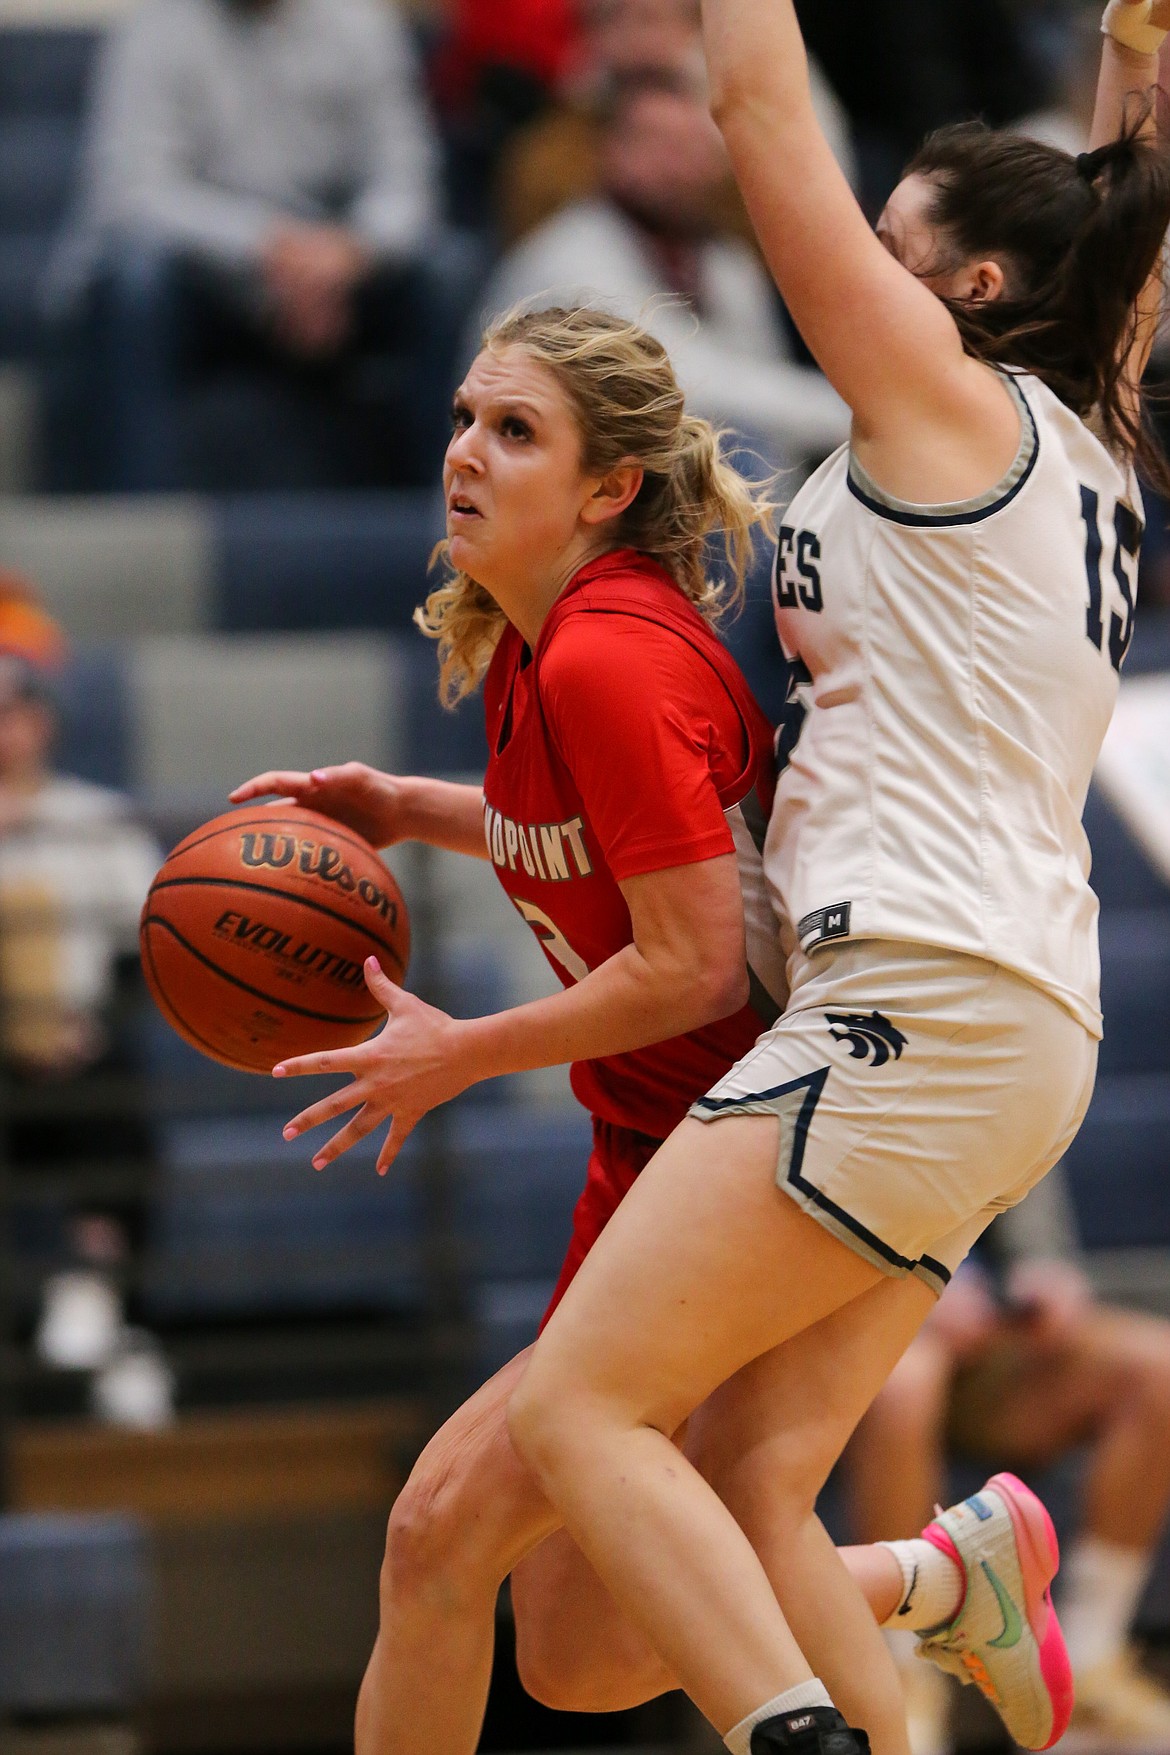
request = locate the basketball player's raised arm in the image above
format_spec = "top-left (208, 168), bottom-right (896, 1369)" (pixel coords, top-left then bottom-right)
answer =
top-left (230, 765), bottom-right (490, 859)
top-left (1088, 2), bottom-right (1170, 388)
top-left (698, 0), bottom-right (986, 441)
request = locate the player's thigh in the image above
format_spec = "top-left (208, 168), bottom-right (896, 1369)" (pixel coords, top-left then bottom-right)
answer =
top-left (691, 1270), bottom-right (938, 1527)
top-left (385, 1347), bottom-right (559, 1589)
top-left (515, 1113), bottom-right (886, 1443)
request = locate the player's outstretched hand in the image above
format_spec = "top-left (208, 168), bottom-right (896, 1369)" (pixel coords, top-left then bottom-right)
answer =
top-left (274, 958), bottom-right (469, 1175)
top-left (229, 762), bottom-right (407, 848)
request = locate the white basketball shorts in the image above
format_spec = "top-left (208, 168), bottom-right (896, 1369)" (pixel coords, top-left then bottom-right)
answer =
top-left (690, 940), bottom-right (1098, 1294)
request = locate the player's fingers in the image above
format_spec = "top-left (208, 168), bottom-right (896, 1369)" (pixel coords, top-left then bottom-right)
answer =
top-left (272, 1047), bottom-right (365, 1080)
top-left (376, 1113), bottom-right (419, 1176)
top-left (282, 1085), bottom-right (365, 1140)
top-left (311, 1107), bottom-right (383, 1170)
top-left (230, 771), bottom-right (313, 803)
top-left (362, 956), bottom-right (402, 1004)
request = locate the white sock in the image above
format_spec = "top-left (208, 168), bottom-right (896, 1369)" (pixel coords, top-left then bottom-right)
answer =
top-left (724, 1679), bottom-right (835, 1755)
top-left (878, 1537), bottom-right (965, 1632)
top-left (883, 1626), bottom-right (919, 1674)
top-left (1059, 1536), bottom-right (1149, 1676)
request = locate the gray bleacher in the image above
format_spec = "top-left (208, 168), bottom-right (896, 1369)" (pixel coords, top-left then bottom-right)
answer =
top-left (1067, 609), bottom-right (1170, 1316)
top-left (0, 25), bottom-right (93, 471)
top-left (0, 1512), bottom-right (149, 1716)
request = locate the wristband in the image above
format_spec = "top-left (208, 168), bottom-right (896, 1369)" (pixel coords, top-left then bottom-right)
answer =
top-left (1101, 0), bottom-right (1167, 54)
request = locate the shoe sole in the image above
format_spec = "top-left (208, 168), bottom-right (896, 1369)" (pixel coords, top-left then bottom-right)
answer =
top-left (985, 1472), bottom-right (1074, 1750)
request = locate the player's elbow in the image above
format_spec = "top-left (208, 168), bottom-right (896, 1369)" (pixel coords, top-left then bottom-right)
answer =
top-left (690, 954), bottom-right (750, 1025)
top-left (708, 79), bottom-right (757, 137)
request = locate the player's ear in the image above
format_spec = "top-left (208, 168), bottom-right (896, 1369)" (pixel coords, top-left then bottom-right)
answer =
top-left (581, 462), bottom-right (644, 526)
top-left (959, 258), bottom-right (1007, 305)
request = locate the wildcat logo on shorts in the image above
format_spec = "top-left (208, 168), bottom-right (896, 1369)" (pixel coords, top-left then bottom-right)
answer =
top-left (825, 1010), bottom-right (907, 1067)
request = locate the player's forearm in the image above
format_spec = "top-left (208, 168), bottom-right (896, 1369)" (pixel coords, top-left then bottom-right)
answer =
top-left (395, 777), bottom-right (488, 858)
top-left (1090, 34), bottom-right (1160, 149)
top-left (1090, 10), bottom-right (1167, 379)
top-left (453, 944), bottom-right (747, 1082)
top-left (702, 0), bottom-right (815, 132)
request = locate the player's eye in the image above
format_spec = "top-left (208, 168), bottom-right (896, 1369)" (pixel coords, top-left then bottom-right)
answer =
top-left (501, 415), bottom-right (533, 441)
top-left (450, 402), bottom-right (472, 431)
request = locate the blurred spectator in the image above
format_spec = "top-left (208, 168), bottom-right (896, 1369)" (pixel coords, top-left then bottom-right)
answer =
top-left (495, 0), bottom-right (854, 247)
top-left (845, 1166), bottom-right (1170, 1753)
top-left (471, 68), bottom-right (848, 472)
top-left (429, 0), bottom-right (582, 226)
top-left (47, 0), bottom-right (451, 491)
top-left (795, 0), bottom-right (1044, 214)
top-left (0, 577), bottom-right (168, 1421)
top-left (494, 0), bottom-right (703, 243)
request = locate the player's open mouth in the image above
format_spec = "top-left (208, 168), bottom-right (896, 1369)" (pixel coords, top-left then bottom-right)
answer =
top-left (448, 497), bottom-right (482, 519)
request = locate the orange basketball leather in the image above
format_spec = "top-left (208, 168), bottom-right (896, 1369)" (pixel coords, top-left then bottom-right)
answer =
top-left (140, 805), bottom-right (410, 1073)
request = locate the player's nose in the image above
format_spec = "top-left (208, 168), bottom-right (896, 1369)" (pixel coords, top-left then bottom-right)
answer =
top-left (445, 421), bottom-right (485, 473)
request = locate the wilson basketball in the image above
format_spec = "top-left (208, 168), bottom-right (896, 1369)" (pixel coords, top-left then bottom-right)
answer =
top-left (140, 805), bottom-right (410, 1073)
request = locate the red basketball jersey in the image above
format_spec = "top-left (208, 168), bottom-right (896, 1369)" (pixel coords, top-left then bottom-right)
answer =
top-left (482, 548), bottom-right (786, 1139)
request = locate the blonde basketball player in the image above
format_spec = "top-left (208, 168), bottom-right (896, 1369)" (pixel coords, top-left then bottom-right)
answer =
top-left (502, 5), bottom-right (1170, 1755)
top-left (236, 310), bottom-right (1097, 1755)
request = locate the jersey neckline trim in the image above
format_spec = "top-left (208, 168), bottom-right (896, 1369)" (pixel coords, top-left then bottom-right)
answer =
top-left (846, 374), bottom-right (1039, 528)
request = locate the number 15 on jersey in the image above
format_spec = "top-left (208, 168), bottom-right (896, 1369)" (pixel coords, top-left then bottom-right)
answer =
top-left (1080, 485), bottom-right (1140, 672)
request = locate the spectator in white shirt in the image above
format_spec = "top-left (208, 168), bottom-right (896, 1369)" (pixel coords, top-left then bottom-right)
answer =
top-left (472, 68), bottom-right (848, 474)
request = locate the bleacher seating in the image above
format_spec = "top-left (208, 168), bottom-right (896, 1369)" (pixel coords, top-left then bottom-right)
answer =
top-left (0, 27), bottom-right (97, 495)
top-left (141, 1103), bottom-right (590, 1327)
top-left (0, 27), bottom-right (96, 119)
top-left (0, 22), bottom-right (487, 496)
top-left (1067, 762), bottom-right (1170, 1286)
top-left (0, 28), bottom-right (96, 365)
top-left (144, 1118), bottom-right (429, 1321)
top-left (0, 1511), bottom-right (149, 1715)
top-left (213, 491), bottom-right (442, 634)
top-left (0, 491), bottom-right (443, 634)
top-left (1098, 908), bottom-right (1170, 1074)
top-left (1065, 1075), bottom-right (1170, 1251)
top-left (48, 629), bottom-right (488, 795)
top-left (0, 495), bottom-right (213, 635)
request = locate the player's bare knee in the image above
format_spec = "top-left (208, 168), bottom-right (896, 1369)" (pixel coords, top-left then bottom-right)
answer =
top-left (764, 1444), bottom-right (832, 1525)
top-left (381, 1455), bottom-right (503, 1611)
top-left (694, 1423), bottom-right (828, 1536)
top-left (514, 1612), bottom-right (667, 1713)
top-left (381, 1482), bottom-right (457, 1608)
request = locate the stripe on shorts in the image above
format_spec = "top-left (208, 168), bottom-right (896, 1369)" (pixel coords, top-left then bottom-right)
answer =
top-left (692, 1067), bottom-right (953, 1291)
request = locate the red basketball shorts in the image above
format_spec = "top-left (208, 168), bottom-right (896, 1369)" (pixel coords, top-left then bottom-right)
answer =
top-left (539, 1116), bottom-right (664, 1329)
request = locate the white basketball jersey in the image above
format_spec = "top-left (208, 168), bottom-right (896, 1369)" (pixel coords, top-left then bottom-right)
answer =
top-left (767, 372), bottom-right (1141, 1036)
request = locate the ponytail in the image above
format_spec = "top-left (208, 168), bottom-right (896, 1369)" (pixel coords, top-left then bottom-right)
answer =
top-left (907, 116), bottom-right (1170, 490)
top-left (619, 411), bottom-right (771, 618)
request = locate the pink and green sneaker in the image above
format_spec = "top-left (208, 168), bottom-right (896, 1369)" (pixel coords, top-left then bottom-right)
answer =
top-left (915, 1473), bottom-right (1074, 1751)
